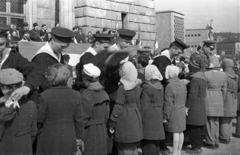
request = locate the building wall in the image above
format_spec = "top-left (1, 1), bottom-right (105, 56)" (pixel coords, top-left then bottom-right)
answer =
top-left (156, 11), bottom-right (185, 51)
top-left (217, 42), bottom-right (236, 55)
top-left (75, 0), bottom-right (156, 47)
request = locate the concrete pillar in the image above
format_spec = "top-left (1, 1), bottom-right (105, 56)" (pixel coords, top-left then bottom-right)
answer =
top-left (25, 0), bottom-right (37, 29)
top-left (59, 0), bottom-right (75, 29)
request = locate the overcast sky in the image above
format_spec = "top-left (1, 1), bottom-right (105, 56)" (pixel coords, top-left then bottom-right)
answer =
top-left (155, 0), bottom-right (240, 33)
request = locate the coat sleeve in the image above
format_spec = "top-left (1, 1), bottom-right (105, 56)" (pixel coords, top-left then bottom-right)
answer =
top-left (15, 52), bottom-right (44, 91)
top-left (74, 95), bottom-right (84, 140)
top-left (140, 86), bottom-right (151, 118)
top-left (108, 85), bottom-right (125, 128)
top-left (30, 30), bottom-right (42, 41)
top-left (163, 85), bottom-right (173, 120)
top-left (221, 74), bottom-right (227, 101)
top-left (30, 108), bottom-right (37, 144)
top-left (37, 94), bottom-right (48, 124)
top-left (186, 79), bottom-right (199, 109)
top-left (105, 100), bottom-right (110, 123)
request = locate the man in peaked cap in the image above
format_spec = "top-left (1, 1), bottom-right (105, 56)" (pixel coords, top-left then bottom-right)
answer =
top-left (0, 22), bottom-right (44, 106)
top-left (30, 22), bottom-right (42, 42)
top-left (32, 27), bottom-right (75, 92)
top-left (153, 38), bottom-right (189, 83)
top-left (108, 28), bottom-right (136, 51)
top-left (73, 33), bottom-right (114, 90)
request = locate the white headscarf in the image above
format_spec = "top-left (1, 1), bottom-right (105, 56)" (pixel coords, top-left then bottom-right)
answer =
top-left (83, 63), bottom-right (101, 78)
top-left (120, 61), bottom-right (141, 90)
top-left (165, 65), bottom-right (180, 79)
top-left (145, 65), bottom-right (163, 81)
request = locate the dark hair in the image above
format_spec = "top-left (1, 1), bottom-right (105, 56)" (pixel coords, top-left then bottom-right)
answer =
top-left (102, 28), bottom-right (107, 32)
top-left (46, 63), bottom-right (70, 86)
top-left (138, 55), bottom-right (149, 67)
top-left (108, 30), bottom-right (112, 34)
top-left (96, 31), bottom-right (100, 34)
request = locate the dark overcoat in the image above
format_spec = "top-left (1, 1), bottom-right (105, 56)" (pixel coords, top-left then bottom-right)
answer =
top-left (82, 83), bottom-right (110, 155)
top-left (30, 29), bottom-right (42, 41)
top-left (186, 72), bottom-right (207, 125)
top-left (0, 97), bottom-right (37, 155)
top-left (36, 86), bottom-right (84, 155)
top-left (109, 85), bottom-right (143, 143)
top-left (140, 82), bottom-right (165, 140)
top-left (163, 77), bottom-right (187, 133)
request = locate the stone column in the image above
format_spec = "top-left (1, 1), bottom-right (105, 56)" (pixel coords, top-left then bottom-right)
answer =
top-left (25, 0), bottom-right (37, 30)
top-left (59, 0), bottom-right (75, 29)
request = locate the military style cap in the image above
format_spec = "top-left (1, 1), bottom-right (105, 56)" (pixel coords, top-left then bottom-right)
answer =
top-left (117, 29), bottom-right (136, 42)
top-left (51, 27), bottom-right (76, 43)
top-left (137, 48), bottom-right (151, 55)
top-left (23, 22), bottom-right (29, 27)
top-left (93, 33), bottom-right (114, 43)
top-left (0, 69), bottom-right (23, 85)
top-left (171, 38), bottom-right (189, 51)
top-left (33, 22), bottom-right (38, 27)
top-left (203, 40), bottom-right (216, 49)
top-left (62, 54), bottom-right (70, 60)
top-left (0, 22), bottom-right (10, 37)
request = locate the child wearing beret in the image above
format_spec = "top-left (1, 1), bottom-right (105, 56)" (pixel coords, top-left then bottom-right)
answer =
top-left (36, 63), bottom-right (84, 155)
top-left (0, 68), bottom-right (37, 155)
top-left (81, 63), bottom-right (110, 155)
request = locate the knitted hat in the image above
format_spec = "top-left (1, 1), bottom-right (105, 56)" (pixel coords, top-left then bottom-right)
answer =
top-left (0, 69), bottom-right (23, 85)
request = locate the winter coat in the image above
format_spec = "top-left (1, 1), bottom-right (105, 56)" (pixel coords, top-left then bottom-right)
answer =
top-left (36, 86), bottom-right (84, 155)
top-left (223, 72), bottom-right (238, 117)
top-left (163, 77), bottom-right (187, 133)
top-left (109, 84), bottom-right (143, 143)
top-left (204, 69), bottom-right (227, 116)
top-left (140, 82), bottom-right (165, 140)
top-left (30, 29), bottom-right (42, 41)
top-left (0, 48), bottom-right (44, 97)
top-left (82, 82), bottom-right (110, 155)
top-left (0, 97), bottom-right (37, 155)
top-left (186, 72), bottom-right (207, 125)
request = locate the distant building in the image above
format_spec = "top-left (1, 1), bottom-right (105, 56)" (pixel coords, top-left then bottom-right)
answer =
top-left (185, 28), bottom-right (209, 55)
top-left (0, 0), bottom-right (156, 47)
top-left (217, 38), bottom-right (240, 55)
top-left (156, 10), bottom-right (185, 50)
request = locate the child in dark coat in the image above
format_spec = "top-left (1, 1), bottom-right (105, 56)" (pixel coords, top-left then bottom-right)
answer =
top-left (163, 66), bottom-right (187, 155)
top-left (0, 69), bottom-right (37, 155)
top-left (81, 63), bottom-right (110, 155)
top-left (108, 61), bottom-right (143, 155)
top-left (140, 65), bottom-right (165, 155)
top-left (36, 63), bottom-right (84, 155)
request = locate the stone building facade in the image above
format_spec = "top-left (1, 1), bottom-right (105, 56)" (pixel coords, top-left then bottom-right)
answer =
top-left (156, 10), bottom-right (185, 51)
top-left (0, 0), bottom-right (156, 47)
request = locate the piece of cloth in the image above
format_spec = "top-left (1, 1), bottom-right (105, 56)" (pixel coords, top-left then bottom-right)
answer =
top-left (0, 68), bottom-right (23, 85)
top-left (145, 65), bottom-right (163, 81)
top-left (141, 140), bottom-right (160, 155)
top-left (83, 63), bottom-right (101, 78)
top-left (117, 145), bottom-right (138, 155)
top-left (205, 117), bottom-right (219, 145)
top-left (187, 125), bottom-right (204, 150)
top-left (165, 65), bottom-right (179, 80)
top-left (219, 117), bottom-right (232, 140)
top-left (120, 61), bottom-right (141, 91)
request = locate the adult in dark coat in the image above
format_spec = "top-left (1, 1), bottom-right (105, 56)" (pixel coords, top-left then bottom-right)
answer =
top-left (30, 23), bottom-right (42, 42)
top-left (75, 27), bottom-right (86, 43)
top-left (81, 64), bottom-right (110, 155)
top-left (185, 71), bottom-right (207, 154)
top-left (140, 65), bottom-right (165, 155)
top-left (36, 64), bottom-right (84, 155)
top-left (0, 69), bottom-right (37, 155)
top-left (32, 27), bottom-right (75, 92)
top-left (108, 62), bottom-right (142, 155)
top-left (19, 22), bottom-right (29, 40)
top-left (39, 24), bottom-right (48, 41)
top-left (0, 22), bottom-right (44, 104)
top-left (219, 58), bottom-right (238, 144)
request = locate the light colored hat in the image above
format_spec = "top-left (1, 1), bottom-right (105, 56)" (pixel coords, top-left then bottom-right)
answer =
top-left (0, 69), bottom-right (23, 85)
top-left (83, 63), bottom-right (101, 78)
top-left (145, 65), bottom-right (163, 81)
top-left (165, 65), bottom-right (180, 79)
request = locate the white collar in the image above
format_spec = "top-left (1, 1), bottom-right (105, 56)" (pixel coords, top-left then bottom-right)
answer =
top-left (85, 47), bottom-right (97, 56)
top-left (32, 42), bottom-right (61, 62)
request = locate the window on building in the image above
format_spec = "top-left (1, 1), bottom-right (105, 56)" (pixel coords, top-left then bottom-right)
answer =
top-left (195, 34), bottom-right (197, 37)
top-left (121, 12), bottom-right (128, 29)
top-left (198, 34), bottom-right (201, 36)
top-left (188, 35), bottom-right (190, 37)
top-left (191, 34), bottom-right (193, 37)
top-left (0, 0), bottom-right (25, 28)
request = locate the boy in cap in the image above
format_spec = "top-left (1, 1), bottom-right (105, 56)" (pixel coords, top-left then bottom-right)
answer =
top-left (81, 63), bottom-right (109, 155)
top-left (0, 22), bottom-right (44, 106)
top-left (0, 69), bottom-right (37, 155)
top-left (30, 22), bottom-right (42, 42)
top-left (32, 26), bottom-right (75, 92)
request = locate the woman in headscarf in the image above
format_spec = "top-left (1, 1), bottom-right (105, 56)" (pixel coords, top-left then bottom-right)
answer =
top-left (204, 59), bottom-right (227, 149)
top-left (108, 61), bottom-right (142, 155)
top-left (219, 58), bottom-right (238, 144)
top-left (140, 65), bottom-right (165, 155)
top-left (163, 65), bottom-right (187, 155)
